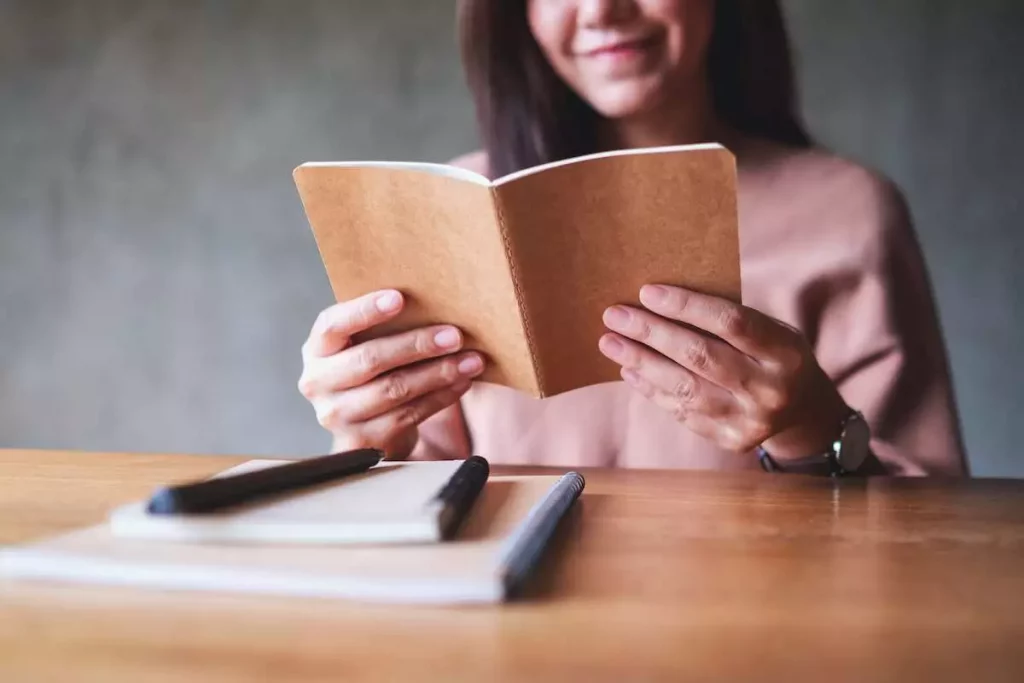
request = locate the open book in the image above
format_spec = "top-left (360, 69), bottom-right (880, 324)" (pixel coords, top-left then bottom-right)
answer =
top-left (293, 143), bottom-right (740, 398)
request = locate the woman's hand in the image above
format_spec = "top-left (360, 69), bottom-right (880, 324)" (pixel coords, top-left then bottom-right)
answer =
top-left (598, 284), bottom-right (849, 462)
top-left (298, 290), bottom-right (484, 458)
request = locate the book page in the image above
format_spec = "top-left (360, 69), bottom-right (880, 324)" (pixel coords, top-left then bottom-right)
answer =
top-left (300, 160), bottom-right (490, 186)
top-left (293, 165), bottom-right (537, 393)
top-left (492, 145), bottom-right (741, 397)
top-left (491, 142), bottom-right (725, 186)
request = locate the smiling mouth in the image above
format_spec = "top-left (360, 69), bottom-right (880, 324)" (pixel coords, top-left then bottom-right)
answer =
top-left (581, 33), bottom-right (662, 59)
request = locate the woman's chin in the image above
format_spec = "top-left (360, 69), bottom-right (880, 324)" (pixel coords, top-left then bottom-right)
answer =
top-left (582, 81), bottom-right (673, 121)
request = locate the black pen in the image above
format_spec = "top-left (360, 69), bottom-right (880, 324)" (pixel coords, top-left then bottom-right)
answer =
top-left (145, 448), bottom-right (384, 515)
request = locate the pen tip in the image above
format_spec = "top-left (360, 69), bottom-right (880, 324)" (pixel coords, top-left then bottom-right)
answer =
top-left (146, 488), bottom-right (181, 515)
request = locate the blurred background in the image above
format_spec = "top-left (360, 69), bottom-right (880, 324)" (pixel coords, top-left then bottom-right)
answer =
top-left (1, 0), bottom-right (1021, 476)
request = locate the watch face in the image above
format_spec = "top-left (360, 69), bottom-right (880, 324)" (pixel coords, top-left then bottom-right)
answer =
top-left (838, 414), bottom-right (871, 472)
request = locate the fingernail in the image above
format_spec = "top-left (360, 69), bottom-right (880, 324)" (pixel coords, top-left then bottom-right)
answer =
top-left (434, 327), bottom-right (461, 349)
top-left (599, 334), bottom-right (625, 358)
top-left (375, 291), bottom-right (402, 313)
top-left (621, 368), bottom-right (641, 385)
top-left (603, 306), bottom-right (631, 330)
top-left (640, 285), bottom-right (668, 306)
top-left (458, 354), bottom-right (483, 376)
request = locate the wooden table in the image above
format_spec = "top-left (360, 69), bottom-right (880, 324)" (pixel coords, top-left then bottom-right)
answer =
top-left (1, 449), bottom-right (1023, 682)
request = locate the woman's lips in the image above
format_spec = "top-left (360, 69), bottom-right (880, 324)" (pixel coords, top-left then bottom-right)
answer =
top-left (577, 34), bottom-right (662, 71)
top-left (582, 35), bottom-right (659, 58)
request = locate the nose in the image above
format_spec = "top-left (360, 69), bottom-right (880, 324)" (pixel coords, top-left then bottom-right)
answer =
top-left (577, 0), bottom-right (638, 27)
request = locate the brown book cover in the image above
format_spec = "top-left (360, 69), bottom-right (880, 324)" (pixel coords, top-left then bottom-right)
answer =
top-left (293, 143), bottom-right (740, 398)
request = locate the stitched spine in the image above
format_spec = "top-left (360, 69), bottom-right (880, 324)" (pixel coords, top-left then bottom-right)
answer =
top-left (490, 188), bottom-right (544, 396)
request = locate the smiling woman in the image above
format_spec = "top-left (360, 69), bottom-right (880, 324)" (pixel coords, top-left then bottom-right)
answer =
top-left (296, 0), bottom-right (967, 477)
top-left (457, 0), bottom-right (809, 176)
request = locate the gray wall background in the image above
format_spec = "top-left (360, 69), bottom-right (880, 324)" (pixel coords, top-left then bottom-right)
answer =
top-left (1, 0), bottom-right (1021, 476)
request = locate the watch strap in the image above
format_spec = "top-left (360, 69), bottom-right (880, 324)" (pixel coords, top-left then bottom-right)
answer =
top-left (757, 407), bottom-right (870, 476)
top-left (757, 446), bottom-right (837, 476)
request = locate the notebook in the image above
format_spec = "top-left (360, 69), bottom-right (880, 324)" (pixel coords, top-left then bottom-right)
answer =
top-left (0, 464), bottom-right (585, 604)
top-left (292, 143), bottom-right (740, 398)
top-left (110, 458), bottom-right (486, 545)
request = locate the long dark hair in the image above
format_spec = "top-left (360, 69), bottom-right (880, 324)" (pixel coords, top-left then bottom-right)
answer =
top-left (458, 0), bottom-right (812, 177)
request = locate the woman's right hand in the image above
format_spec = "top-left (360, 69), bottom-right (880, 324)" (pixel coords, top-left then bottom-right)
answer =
top-left (298, 289), bottom-right (484, 458)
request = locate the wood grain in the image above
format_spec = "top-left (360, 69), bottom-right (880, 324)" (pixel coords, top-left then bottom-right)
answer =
top-left (2, 448), bottom-right (1023, 682)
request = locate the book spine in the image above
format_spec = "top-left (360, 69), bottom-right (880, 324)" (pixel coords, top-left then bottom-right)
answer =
top-left (490, 189), bottom-right (545, 396)
top-left (433, 456), bottom-right (490, 540)
top-left (497, 471), bottom-right (586, 598)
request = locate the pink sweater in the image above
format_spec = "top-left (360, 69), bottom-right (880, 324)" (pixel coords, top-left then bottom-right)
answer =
top-left (414, 140), bottom-right (967, 476)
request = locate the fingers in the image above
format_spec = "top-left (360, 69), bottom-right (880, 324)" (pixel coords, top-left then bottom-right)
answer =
top-left (602, 305), bottom-right (757, 393)
top-left (302, 290), bottom-right (404, 360)
top-left (621, 367), bottom-right (735, 444)
top-left (599, 333), bottom-right (734, 420)
top-left (602, 286), bottom-right (826, 455)
top-left (299, 323), bottom-right (468, 396)
top-left (637, 285), bottom-right (786, 359)
top-left (618, 365), bottom-right (770, 452)
top-left (299, 296), bottom-right (486, 457)
top-left (330, 352), bottom-right (484, 423)
top-left (330, 380), bottom-right (474, 453)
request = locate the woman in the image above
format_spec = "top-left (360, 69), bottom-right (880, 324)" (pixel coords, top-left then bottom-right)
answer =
top-left (297, 0), bottom-right (967, 476)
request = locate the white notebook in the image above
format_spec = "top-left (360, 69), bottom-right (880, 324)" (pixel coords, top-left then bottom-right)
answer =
top-left (110, 458), bottom-right (479, 545)
top-left (0, 462), bottom-right (585, 604)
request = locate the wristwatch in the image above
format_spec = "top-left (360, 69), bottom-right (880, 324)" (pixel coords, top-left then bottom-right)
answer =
top-left (758, 409), bottom-right (871, 477)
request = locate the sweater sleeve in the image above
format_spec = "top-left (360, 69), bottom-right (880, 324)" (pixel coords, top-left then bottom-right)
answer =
top-left (810, 177), bottom-right (968, 476)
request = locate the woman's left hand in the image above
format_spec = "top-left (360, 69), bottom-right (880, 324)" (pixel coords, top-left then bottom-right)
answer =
top-left (598, 284), bottom-right (850, 461)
